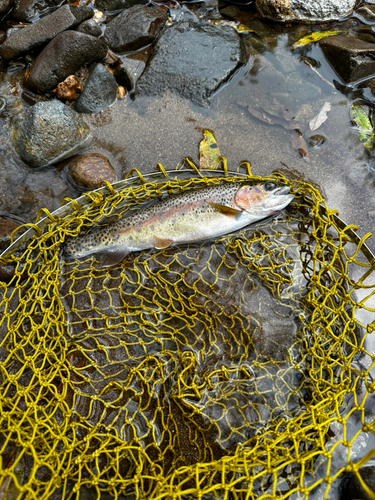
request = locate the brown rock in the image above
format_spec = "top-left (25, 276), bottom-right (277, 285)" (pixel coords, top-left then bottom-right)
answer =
top-left (54, 75), bottom-right (82, 100)
top-left (117, 86), bottom-right (125, 99)
top-left (320, 35), bottom-right (375, 83)
top-left (68, 153), bottom-right (117, 189)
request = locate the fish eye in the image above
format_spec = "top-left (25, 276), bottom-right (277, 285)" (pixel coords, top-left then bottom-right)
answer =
top-left (264, 181), bottom-right (277, 191)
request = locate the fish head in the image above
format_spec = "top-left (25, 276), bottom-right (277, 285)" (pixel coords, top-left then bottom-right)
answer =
top-left (234, 181), bottom-right (294, 217)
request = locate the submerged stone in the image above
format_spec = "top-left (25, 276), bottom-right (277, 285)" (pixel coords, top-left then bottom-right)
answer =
top-left (255, 0), bottom-right (356, 21)
top-left (104, 5), bottom-right (167, 53)
top-left (136, 20), bottom-right (246, 106)
top-left (308, 134), bottom-right (326, 147)
top-left (75, 63), bottom-right (117, 114)
top-left (0, 4), bottom-right (93, 61)
top-left (10, 100), bottom-right (91, 167)
top-left (68, 153), bottom-right (117, 189)
top-left (27, 31), bottom-right (108, 93)
top-left (320, 35), bottom-right (375, 83)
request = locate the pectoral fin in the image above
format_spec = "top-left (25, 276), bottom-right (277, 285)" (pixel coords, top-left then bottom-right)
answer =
top-left (97, 249), bottom-right (129, 268)
top-left (207, 202), bottom-right (243, 217)
top-left (154, 236), bottom-right (173, 249)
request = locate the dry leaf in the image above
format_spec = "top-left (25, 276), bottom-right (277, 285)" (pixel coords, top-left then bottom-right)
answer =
top-left (309, 102), bottom-right (331, 131)
top-left (291, 130), bottom-right (310, 163)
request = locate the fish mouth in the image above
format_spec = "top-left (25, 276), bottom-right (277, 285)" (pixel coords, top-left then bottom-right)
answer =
top-left (275, 185), bottom-right (291, 196)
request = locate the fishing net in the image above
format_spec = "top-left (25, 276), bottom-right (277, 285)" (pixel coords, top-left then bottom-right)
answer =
top-left (0, 160), bottom-right (375, 500)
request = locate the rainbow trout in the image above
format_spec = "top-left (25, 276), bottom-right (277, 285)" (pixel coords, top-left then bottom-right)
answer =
top-left (64, 180), bottom-right (294, 267)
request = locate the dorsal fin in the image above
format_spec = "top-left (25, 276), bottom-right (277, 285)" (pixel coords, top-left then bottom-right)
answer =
top-left (154, 236), bottom-right (173, 249)
top-left (207, 202), bottom-right (243, 217)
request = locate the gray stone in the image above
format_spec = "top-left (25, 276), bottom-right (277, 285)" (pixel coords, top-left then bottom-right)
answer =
top-left (0, 5), bottom-right (93, 61)
top-left (114, 50), bottom-right (150, 90)
top-left (95, 0), bottom-right (147, 11)
top-left (76, 18), bottom-right (102, 37)
top-left (75, 63), bottom-right (117, 113)
top-left (27, 31), bottom-right (108, 93)
top-left (255, 0), bottom-right (356, 21)
top-left (320, 35), bottom-right (375, 83)
top-left (10, 100), bottom-right (91, 167)
top-left (136, 20), bottom-right (246, 106)
top-left (104, 5), bottom-right (167, 53)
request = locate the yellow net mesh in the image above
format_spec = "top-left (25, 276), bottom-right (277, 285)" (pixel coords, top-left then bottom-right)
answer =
top-left (0, 163), bottom-right (375, 500)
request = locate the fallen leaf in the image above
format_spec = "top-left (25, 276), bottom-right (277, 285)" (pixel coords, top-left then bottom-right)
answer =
top-left (291, 30), bottom-right (342, 49)
top-left (208, 19), bottom-right (255, 34)
top-left (199, 130), bottom-right (221, 170)
top-left (350, 103), bottom-right (374, 152)
top-left (291, 130), bottom-right (310, 163)
top-left (247, 106), bottom-right (300, 130)
top-left (309, 102), bottom-right (331, 131)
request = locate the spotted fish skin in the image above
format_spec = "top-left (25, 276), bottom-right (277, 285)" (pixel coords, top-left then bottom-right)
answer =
top-left (64, 181), bottom-right (294, 267)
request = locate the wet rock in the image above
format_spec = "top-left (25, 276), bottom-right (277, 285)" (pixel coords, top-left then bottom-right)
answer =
top-left (308, 134), bottom-right (326, 147)
top-left (220, 5), bottom-right (240, 18)
top-left (75, 63), bottom-right (117, 113)
top-left (54, 75), bottom-right (82, 100)
top-left (341, 466), bottom-right (375, 500)
top-left (95, 0), bottom-right (147, 12)
top-left (10, 100), bottom-right (91, 167)
top-left (320, 35), bottom-right (375, 83)
top-left (255, 0), bottom-right (356, 21)
top-left (0, 30), bottom-right (6, 44)
top-left (114, 53), bottom-right (149, 90)
top-left (0, 0), bottom-right (12, 16)
top-left (76, 18), bottom-right (102, 37)
top-left (0, 5), bottom-right (93, 61)
top-left (68, 153), bottom-right (116, 189)
top-left (356, 5), bottom-right (375, 21)
top-left (0, 218), bottom-right (20, 282)
top-left (136, 20), bottom-right (247, 105)
top-left (11, 0), bottom-right (60, 21)
top-left (27, 31), bottom-right (108, 93)
top-left (104, 5), bottom-right (167, 53)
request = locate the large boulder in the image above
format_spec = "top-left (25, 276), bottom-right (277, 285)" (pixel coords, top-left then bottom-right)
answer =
top-left (75, 63), bottom-right (118, 113)
top-left (104, 5), bottom-right (167, 53)
top-left (10, 100), bottom-right (91, 167)
top-left (27, 31), bottom-right (108, 93)
top-left (136, 20), bottom-right (246, 105)
top-left (320, 35), bottom-right (375, 83)
top-left (255, 0), bottom-right (356, 22)
top-left (0, 5), bottom-right (93, 61)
